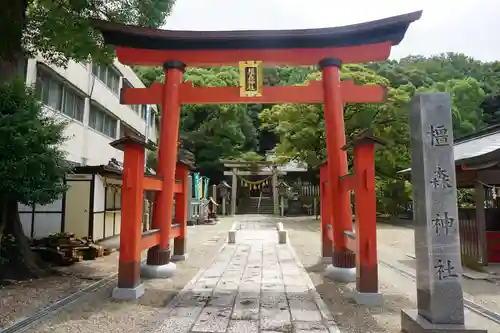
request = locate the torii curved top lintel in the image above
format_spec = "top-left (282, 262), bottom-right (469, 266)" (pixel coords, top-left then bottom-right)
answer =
top-left (91, 11), bottom-right (422, 66)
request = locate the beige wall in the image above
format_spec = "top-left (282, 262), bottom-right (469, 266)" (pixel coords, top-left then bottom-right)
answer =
top-left (93, 212), bottom-right (120, 241)
top-left (64, 178), bottom-right (92, 238)
top-left (20, 173), bottom-right (126, 240)
top-left (92, 176), bottom-right (122, 241)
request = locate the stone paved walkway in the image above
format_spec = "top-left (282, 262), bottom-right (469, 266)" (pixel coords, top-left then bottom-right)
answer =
top-left (150, 216), bottom-right (339, 333)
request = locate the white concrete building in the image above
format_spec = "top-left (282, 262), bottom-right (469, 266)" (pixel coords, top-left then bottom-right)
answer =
top-left (25, 58), bottom-right (157, 165)
top-left (19, 58), bottom-right (158, 240)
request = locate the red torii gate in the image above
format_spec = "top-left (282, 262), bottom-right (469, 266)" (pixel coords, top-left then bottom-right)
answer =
top-left (320, 130), bottom-right (385, 304)
top-left (92, 11), bottom-right (421, 301)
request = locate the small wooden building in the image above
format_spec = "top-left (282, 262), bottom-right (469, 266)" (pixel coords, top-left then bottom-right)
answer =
top-left (20, 148), bottom-right (197, 241)
top-left (401, 124), bottom-right (500, 266)
top-left (19, 158), bottom-right (154, 241)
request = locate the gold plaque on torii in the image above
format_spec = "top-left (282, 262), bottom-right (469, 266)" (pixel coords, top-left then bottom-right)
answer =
top-left (239, 61), bottom-right (263, 97)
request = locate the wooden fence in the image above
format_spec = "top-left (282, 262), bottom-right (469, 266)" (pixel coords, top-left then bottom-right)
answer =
top-left (458, 208), bottom-right (481, 264)
top-left (298, 184), bottom-right (320, 198)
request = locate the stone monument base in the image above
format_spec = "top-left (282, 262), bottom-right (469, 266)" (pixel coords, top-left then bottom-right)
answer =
top-left (325, 265), bottom-right (356, 282)
top-left (171, 253), bottom-right (188, 262)
top-left (140, 262), bottom-right (176, 278)
top-left (401, 310), bottom-right (487, 333)
top-left (112, 283), bottom-right (145, 300)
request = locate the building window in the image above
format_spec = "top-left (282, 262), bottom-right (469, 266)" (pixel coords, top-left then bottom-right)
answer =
top-left (122, 79), bottom-right (144, 115)
top-left (105, 186), bottom-right (121, 210)
top-left (119, 122), bottom-right (136, 139)
top-left (140, 105), bottom-right (156, 125)
top-left (89, 105), bottom-right (118, 138)
top-left (36, 69), bottom-right (84, 122)
top-left (91, 62), bottom-right (120, 95)
top-left (141, 105), bottom-right (148, 120)
top-left (150, 113), bottom-right (155, 128)
top-left (119, 122), bottom-right (125, 138)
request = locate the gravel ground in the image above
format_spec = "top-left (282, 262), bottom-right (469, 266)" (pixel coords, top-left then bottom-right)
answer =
top-left (0, 276), bottom-right (93, 328)
top-left (3, 217), bottom-right (234, 333)
top-left (7, 216), bottom-right (500, 333)
top-left (375, 223), bottom-right (500, 322)
top-left (1, 247), bottom-right (122, 328)
top-left (282, 217), bottom-right (500, 333)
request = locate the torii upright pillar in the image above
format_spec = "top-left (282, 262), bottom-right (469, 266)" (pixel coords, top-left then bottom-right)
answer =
top-left (142, 60), bottom-right (186, 278)
top-left (320, 164), bottom-right (333, 261)
top-left (320, 58), bottom-right (356, 282)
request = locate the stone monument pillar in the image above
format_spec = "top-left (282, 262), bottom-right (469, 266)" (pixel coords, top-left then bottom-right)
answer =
top-left (401, 92), bottom-right (486, 333)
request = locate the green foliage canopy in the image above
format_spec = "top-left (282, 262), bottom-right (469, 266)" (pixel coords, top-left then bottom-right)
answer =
top-left (0, 79), bottom-right (69, 206)
top-left (135, 52), bottom-right (500, 214)
top-left (1, 0), bottom-right (176, 69)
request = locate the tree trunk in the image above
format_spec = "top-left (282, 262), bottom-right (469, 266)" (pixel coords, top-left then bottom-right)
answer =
top-left (0, 2), bottom-right (49, 281)
top-left (0, 58), bottom-right (23, 82)
top-left (0, 0), bottom-right (28, 82)
top-left (0, 199), bottom-right (49, 280)
top-left (0, 200), bottom-right (6, 253)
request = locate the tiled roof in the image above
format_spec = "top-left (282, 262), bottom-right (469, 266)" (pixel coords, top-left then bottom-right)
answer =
top-left (264, 153), bottom-right (308, 173)
top-left (399, 125), bottom-right (500, 173)
top-left (454, 130), bottom-right (500, 163)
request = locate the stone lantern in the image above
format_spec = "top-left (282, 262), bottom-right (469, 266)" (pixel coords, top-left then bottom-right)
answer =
top-left (217, 181), bottom-right (232, 215)
top-left (276, 181), bottom-right (290, 216)
top-left (276, 181), bottom-right (290, 196)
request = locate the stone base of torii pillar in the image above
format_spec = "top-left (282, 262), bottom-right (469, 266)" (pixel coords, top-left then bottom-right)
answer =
top-left (140, 262), bottom-right (176, 279)
top-left (324, 265), bottom-right (356, 283)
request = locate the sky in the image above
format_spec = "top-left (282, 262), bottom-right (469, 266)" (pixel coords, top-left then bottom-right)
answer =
top-left (162, 0), bottom-right (500, 62)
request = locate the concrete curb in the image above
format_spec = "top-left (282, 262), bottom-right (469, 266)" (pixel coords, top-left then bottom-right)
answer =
top-left (276, 222), bottom-right (288, 244)
top-left (228, 222), bottom-right (238, 244)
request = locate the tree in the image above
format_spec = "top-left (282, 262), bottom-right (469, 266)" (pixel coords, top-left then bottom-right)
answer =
top-left (0, 0), bottom-right (176, 278)
top-left (260, 64), bottom-right (413, 208)
top-left (135, 66), bottom-right (263, 184)
top-left (0, 80), bottom-right (70, 279)
top-left (180, 67), bottom-right (260, 183)
top-left (260, 65), bottom-right (412, 171)
top-left (1, 0), bottom-right (176, 80)
top-left (417, 78), bottom-right (485, 136)
top-left (136, 52), bottom-right (500, 215)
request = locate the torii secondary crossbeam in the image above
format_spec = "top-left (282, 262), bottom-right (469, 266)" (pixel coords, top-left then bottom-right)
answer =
top-left (121, 80), bottom-right (387, 105)
top-left (92, 10), bottom-right (422, 302)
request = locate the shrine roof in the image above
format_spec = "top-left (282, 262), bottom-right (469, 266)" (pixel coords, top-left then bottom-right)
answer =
top-left (71, 158), bottom-right (156, 178)
top-left (92, 11), bottom-right (422, 51)
top-left (399, 124), bottom-right (500, 174)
